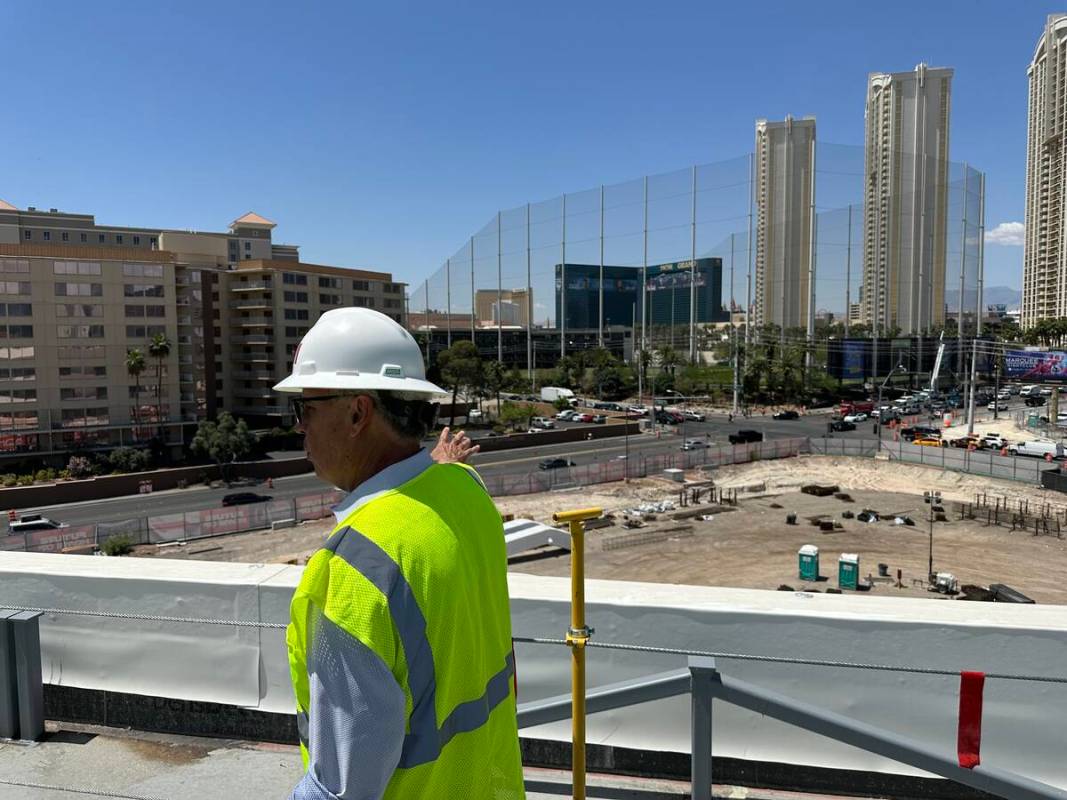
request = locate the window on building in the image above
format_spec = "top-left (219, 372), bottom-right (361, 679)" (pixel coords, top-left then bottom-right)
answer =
top-left (54, 261), bottom-right (101, 275)
top-left (59, 366), bottom-right (106, 379)
top-left (116, 234), bottom-right (124, 244)
top-left (123, 263), bottom-right (164, 278)
top-left (0, 368), bottom-right (36, 381)
top-left (353, 280), bottom-right (369, 291)
top-left (319, 293), bottom-right (342, 305)
top-left (133, 236), bottom-right (140, 245)
top-left (353, 296), bottom-right (375, 308)
top-left (98, 234), bottom-right (106, 243)
top-left (283, 291), bottom-right (308, 303)
top-left (0, 282), bottom-right (31, 296)
top-left (125, 325), bottom-right (165, 339)
top-left (0, 261), bottom-right (29, 274)
top-left (124, 283), bottom-right (164, 297)
top-left (23, 231), bottom-right (30, 240)
top-left (80, 233), bottom-right (87, 243)
top-left (55, 283), bottom-right (103, 297)
top-left (244, 242), bottom-right (251, 252)
top-left (0, 389), bottom-right (37, 404)
top-left (58, 324), bottom-right (104, 339)
top-left (56, 346), bottom-right (101, 360)
top-left (0, 325), bottom-right (34, 338)
top-left (146, 305), bottom-right (165, 317)
top-left (150, 237), bottom-right (157, 248)
top-left (56, 304), bottom-right (101, 318)
top-left (318, 276), bottom-right (342, 289)
top-left (285, 326), bottom-right (308, 338)
top-left (61, 232), bottom-right (69, 242)
top-left (283, 273), bottom-right (307, 285)
top-left (125, 305), bottom-right (146, 318)
top-left (60, 386), bottom-right (108, 401)
top-left (383, 298), bottom-right (402, 309)
top-left (42, 232), bottom-right (51, 241)
top-left (284, 308), bottom-right (309, 320)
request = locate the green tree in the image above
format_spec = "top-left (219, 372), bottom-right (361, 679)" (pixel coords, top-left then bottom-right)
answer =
top-left (657, 345), bottom-right (682, 378)
top-left (436, 340), bottom-right (483, 428)
top-left (484, 360), bottom-right (507, 414)
top-left (147, 333), bottom-right (172, 436)
top-left (190, 411), bottom-right (255, 482)
top-left (108, 446), bottom-right (152, 473)
top-left (498, 401), bottom-right (537, 431)
top-left (125, 348), bottom-right (146, 435)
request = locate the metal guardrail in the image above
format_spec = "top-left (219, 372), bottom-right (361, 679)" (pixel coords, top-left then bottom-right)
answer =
top-left (516, 657), bottom-right (1067, 800)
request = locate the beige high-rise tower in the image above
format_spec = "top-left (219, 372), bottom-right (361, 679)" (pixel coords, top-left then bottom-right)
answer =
top-left (862, 63), bottom-right (952, 335)
top-left (1023, 15), bottom-right (1067, 328)
top-left (753, 116), bottom-right (816, 332)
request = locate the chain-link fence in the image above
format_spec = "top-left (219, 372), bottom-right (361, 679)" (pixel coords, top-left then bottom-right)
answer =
top-left (0, 489), bottom-right (344, 554)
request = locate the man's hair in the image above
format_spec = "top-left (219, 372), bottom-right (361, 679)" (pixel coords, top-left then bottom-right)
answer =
top-left (367, 391), bottom-right (438, 441)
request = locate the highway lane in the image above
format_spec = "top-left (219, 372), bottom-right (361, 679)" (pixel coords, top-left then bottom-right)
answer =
top-left (23, 415), bottom-right (860, 527)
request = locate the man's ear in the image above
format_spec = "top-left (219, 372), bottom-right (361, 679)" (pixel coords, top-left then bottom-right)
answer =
top-left (349, 395), bottom-right (374, 434)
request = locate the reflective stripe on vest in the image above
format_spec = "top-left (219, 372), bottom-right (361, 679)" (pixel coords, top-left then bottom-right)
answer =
top-left (324, 524), bottom-right (515, 768)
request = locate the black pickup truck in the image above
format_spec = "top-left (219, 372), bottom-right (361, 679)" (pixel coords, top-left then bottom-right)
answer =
top-left (728, 429), bottom-right (764, 445)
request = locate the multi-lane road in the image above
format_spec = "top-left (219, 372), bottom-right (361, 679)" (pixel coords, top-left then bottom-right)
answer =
top-left (26, 412), bottom-right (854, 527)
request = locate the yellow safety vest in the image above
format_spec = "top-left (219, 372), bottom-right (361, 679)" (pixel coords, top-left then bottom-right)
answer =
top-left (288, 461), bottom-right (525, 798)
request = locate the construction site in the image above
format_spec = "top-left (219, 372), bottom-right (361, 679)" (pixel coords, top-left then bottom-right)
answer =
top-left (133, 451), bottom-right (1067, 605)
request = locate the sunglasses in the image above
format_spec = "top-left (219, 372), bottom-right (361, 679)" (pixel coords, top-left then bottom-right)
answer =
top-left (290, 394), bottom-right (351, 424)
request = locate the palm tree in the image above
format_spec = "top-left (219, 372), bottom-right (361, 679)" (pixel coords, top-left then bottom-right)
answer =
top-left (125, 348), bottom-right (146, 437)
top-left (147, 333), bottom-right (172, 437)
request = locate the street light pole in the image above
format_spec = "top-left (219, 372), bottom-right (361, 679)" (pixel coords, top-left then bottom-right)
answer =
top-left (876, 364), bottom-right (905, 440)
top-left (924, 490), bottom-right (941, 583)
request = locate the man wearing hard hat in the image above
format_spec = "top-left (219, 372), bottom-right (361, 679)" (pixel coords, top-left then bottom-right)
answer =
top-left (275, 307), bottom-right (525, 799)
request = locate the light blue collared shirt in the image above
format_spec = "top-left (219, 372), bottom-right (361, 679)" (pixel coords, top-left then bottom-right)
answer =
top-left (331, 448), bottom-right (434, 524)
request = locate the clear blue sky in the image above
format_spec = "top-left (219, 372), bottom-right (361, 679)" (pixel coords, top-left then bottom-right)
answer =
top-left (1, 0), bottom-right (1053, 291)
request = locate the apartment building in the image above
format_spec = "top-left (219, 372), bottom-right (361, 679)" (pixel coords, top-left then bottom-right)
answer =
top-left (861, 63), bottom-right (953, 335)
top-left (1023, 14), bottom-right (1067, 328)
top-left (0, 202), bottom-right (405, 460)
top-left (474, 288), bottom-right (532, 327)
top-left (753, 116), bottom-right (816, 331)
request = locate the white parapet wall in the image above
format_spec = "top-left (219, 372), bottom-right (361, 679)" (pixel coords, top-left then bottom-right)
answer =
top-left (2, 552), bottom-right (1067, 786)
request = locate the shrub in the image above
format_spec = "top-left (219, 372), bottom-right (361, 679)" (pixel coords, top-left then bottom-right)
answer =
top-left (34, 469), bottom-right (50, 483)
top-left (108, 447), bottom-right (151, 474)
top-left (16, 475), bottom-right (33, 486)
top-left (2, 474), bottom-right (16, 488)
top-left (101, 534), bottom-right (134, 556)
top-left (66, 456), bottom-right (95, 479)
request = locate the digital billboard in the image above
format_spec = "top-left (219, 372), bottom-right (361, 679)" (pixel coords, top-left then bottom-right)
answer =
top-left (1004, 350), bottom-right (1067, 382)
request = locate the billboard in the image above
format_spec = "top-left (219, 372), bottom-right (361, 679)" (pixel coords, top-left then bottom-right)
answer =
top-left (1004, 350), bottom-right (1067, 382)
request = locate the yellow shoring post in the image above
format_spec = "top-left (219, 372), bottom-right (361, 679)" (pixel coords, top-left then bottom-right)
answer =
top-left (552, 506), bottom-right (602, 800)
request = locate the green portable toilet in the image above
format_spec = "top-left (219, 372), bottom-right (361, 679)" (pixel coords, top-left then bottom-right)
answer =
top-left (798, 545), bottom-right (819, 581)
top-left (838, 553), bottom-right (859, 590)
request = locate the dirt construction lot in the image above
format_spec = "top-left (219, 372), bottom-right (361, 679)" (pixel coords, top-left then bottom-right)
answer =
top-left (135, 454), bottom-right (1067, 604)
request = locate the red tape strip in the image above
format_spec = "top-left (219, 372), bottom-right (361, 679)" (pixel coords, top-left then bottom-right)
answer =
top-left (957, 671), bottom-right (985, 769)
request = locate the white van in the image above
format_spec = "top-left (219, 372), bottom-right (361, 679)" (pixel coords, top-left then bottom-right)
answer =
top-left (1009, 440), bottom-right (1065, 459)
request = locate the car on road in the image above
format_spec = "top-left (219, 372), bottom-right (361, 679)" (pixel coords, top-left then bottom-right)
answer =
top-left (574, 413), bottom-right (594, 423)
top-left (949, 435), bottom-right (984, 449)
top-left (900, 426), bottom-right (941, 442)
top-left (983, 434), bottom-right (1009, 449)
top-left (538, 457), bottom-right (575, 470)
top-left (987, 401), bottom-right (1009, 412)
top-left (772, 410), bottom-right (799, 420)
top-left (683, 410), bottom-right (706, 422)
top-left (531, 416), bottom-right (555, 429)
top-left (728, 429), bottom-right (763, 445)
top-left (556, 409), bottom-right (576, 421)
top-left (843, 412), bottom-right (868, 423)
top-left (1026, 396), bottom-right (1047, 407)
top-left (9, 514), bottom-right (66, 532)
top-left (829, 419), bottom-right (856, 432)
top-left (913, 437), bottom-right (945, 447)
top-left (1009, 440), bottom-right (1065, 459)
top-left (997, 389), bottom-right (1011, 401)
top-left (1041, 387), bottom-right (1054, 397)
top-left (681, 438), bottom-right (709, 451)
top-left (656, 411), bottom-right (683, 425)
top-left (627, 405), bottom-right (648, 416)
top-left (222, 492), bottom-right (273, 507)
top-left (591, 414), bottom-right (607, 424)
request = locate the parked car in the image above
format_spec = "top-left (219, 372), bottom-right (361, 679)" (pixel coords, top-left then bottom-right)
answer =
top-left (1025, 396), bottom-right (1047, 407)
top-left (983, 434), bottom-right (1009, 449)
top-left (829, 419), bottom-right (856, 432)
top-left (772, 410), bottom-right (799, 420)
top-left (728, 429), bottom-right (763, 445)
top-left (682, 409), bottom-right (706, 422)
top-left (1041, 387), bottom-right (1054, 397)
top-left (222, 492), bottom-right (272, 507)
top-left (913, 437), bottom-right (945, 448)
top-left (627, 405), bottom-right (648, 416)
top-left (656, 411), bottom-right (682, 425)
top-left (9, 514), bottom-right (66, 532)
top-left (1009, 440), bottom-right (1065, 459)
top-left (949, 435), bottom-right (984, 449)
top-left (900, 426), bottom-right (941, 442)
top-left (987, 401), bottom-right (1008, 412)
top-left (591, 414), bottom-right (607, 424)
top-left (556, 409), bottom-right (576, 420)
top-left (681, 438), bottom-right (708, 451)
top-left (530, 416), bottom-right (555, 429)
top-left (538, 457), bottom-right (575, 470)
top-left (843, 412), bottom-right (868, 423)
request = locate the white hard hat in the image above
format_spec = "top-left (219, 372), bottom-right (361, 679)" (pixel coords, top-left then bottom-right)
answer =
top-left (273, 307), bottom-right (446, 396)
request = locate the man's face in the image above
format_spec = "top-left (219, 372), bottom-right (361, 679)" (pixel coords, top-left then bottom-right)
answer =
top-left (294, 389), bottom-right (356, 489)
